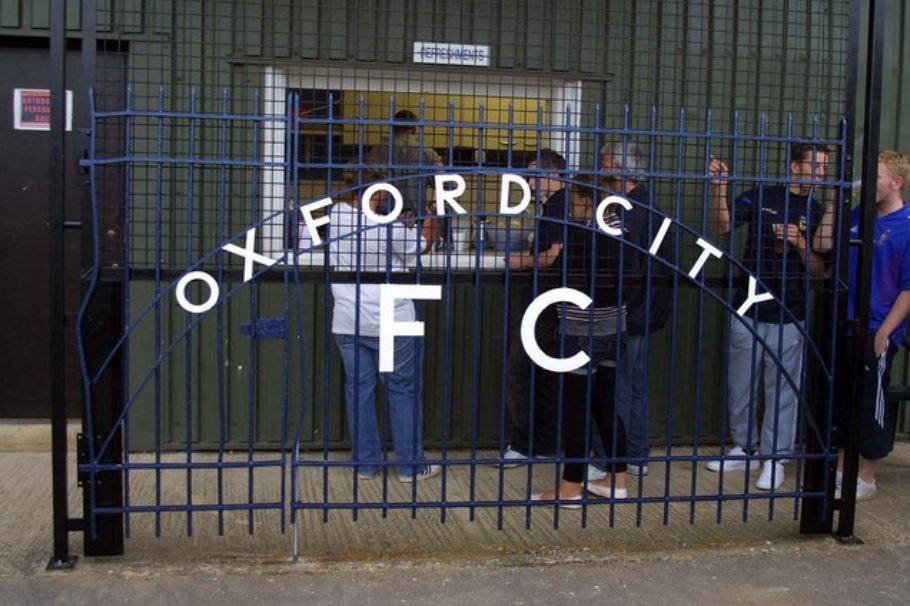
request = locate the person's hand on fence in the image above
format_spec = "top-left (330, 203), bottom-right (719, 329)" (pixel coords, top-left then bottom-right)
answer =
top-left (708, 156), bottom-right (733, 234)
top-left (708, 156), bottom-right (729, 187)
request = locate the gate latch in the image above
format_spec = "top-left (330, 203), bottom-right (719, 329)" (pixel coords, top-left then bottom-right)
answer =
top-left (240, 317), bottom-right (287, 340)
top-left (76, 433), bottom-right (88, 487)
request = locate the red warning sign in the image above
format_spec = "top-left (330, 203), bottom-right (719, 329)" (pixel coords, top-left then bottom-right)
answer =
top-left (13, 88), bottom-right (72, 131)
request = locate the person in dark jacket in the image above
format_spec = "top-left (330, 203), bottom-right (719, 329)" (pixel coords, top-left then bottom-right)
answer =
top-left (532, 174), bottom-right (631, 506)
top-left (586, 142), bottom-right (670, 483)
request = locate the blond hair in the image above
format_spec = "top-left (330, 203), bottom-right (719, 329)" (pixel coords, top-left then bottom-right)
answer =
top-left (879, 150), bottom-right (910, 189)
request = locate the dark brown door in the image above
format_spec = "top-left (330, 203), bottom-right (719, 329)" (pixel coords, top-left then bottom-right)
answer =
top-left (0, 44), bottom-right (123, 418)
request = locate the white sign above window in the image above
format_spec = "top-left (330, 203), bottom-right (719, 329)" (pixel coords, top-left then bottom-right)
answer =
top-left (413, 42), bottom-right (490, 67)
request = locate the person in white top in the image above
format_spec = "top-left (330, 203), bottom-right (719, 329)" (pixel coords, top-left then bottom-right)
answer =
top-left (328, 168), bottom-right (441, 482)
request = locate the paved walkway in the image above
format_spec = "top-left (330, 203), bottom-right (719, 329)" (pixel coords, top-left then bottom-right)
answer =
top-left (1, 435), bottom-right (909, 604)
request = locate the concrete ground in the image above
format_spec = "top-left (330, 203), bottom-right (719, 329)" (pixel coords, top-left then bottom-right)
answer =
top-left (2, 424), bottom-right (910, 605)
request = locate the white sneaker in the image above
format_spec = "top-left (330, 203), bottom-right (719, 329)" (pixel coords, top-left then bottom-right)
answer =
top-left (585, 482), bottom-right (629, 500)
top-left (627, 463), bottom-right (649, 476)
top-left (586, 465), bottom-right (608, 482)
top-left (705, 446), bottom-right (760, 472)
top-left (398, 464), bottom-right (441, 483)
top-left (856, 477), bottom-right (877, 501)
top-left (499, 448), bottom-right (528, 468)
top-left (755, 461), bottom-right (785, 490)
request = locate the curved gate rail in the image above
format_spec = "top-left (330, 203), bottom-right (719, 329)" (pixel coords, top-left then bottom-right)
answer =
top-left (74, 90), bottom-right (851, 557)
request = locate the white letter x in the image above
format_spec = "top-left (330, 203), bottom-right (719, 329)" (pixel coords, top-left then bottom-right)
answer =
top-left (222, 228), bottom-right (277, 283)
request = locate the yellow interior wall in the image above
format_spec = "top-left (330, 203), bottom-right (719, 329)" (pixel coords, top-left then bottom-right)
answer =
top-left (340, 91), bottom-right (548, 151)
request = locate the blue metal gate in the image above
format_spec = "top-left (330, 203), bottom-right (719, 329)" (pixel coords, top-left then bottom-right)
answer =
top-left (75, 89), bottom-right (851, 557)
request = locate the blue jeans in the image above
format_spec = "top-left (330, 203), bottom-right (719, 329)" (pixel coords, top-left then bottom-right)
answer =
top-left (616, 334), bottom-right (649, 460)
top-left (334, 334), bottom-right (426, 476)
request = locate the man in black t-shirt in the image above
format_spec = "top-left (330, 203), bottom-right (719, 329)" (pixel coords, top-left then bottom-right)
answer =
top-left (705, 144), bottom-right (831, 491)
top-left (498, 149), bottom-right (569, 466)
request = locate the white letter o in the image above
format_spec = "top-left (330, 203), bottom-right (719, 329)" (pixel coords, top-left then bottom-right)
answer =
top-left (361, 182), bottom-right (404, 224)
top-left (175, 271), bottom-right (220, 314)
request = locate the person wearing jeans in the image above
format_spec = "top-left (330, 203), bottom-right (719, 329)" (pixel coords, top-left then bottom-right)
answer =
top-left (587, 141), bottom-right (670, 481)
top-left (615, 334), bottom-right (648, 472)
top-left (329, 167), bottom-right (440, 482)
top-left (334, 334), bottom-right (427, 479)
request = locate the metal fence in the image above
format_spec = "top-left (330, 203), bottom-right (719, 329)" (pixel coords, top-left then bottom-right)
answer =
top-left (36, 0), bottom-right (885, 563)
top-left (76, 93), bottom-right (850, 554)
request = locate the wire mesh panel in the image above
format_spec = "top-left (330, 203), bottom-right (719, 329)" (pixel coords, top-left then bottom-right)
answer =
top-left (76, 0), bottom-right (855, 547)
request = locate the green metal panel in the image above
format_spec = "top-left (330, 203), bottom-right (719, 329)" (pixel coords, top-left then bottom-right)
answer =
top-left (31, 0), bottom-right (48, 29)
top-left (578, 0), bottom-right (602, 74)
top-left (443, 0), bottom-right (463, 43)
top-left (414, 0), bottom-right (434, 51)
top-left (0, 0), bottom-right (21, 27)
top-left (324, 0), bottom-right (347, 60)
top-left (271, 0), bottom-right (291, 58)
top-left (239, 0), bottom-right (263, 57)
top-left (121, 0), bottom-right (143, 33)
top-left (297, 0), bottom-right (319, 59)
top-left (551, 1), bottom-right (576, 72)
top-left (97, 0), bottom-right (111, 32)
top-left (150, 0), bottom-right (171, 35)
top-left (384, 0), bottom-right (407, 63)
top-left (497, 0), bottom-right (519, 69)
top-left (65, 0), bottom-right (79, 30)
top-left (353, 0), bottom-right (376, 61)
top-left (523, 0), bottom-right (545, 70)
top-left (2, 0), bottom-right (884, 444)
top-left (880, 0), bottom-right (910, 151)
top-left (96, 0), bottom-right (857, 451)
top-left (127, 279), bottom-right (512, 450)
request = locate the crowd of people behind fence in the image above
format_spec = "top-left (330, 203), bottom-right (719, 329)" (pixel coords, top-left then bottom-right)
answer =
top-left (322, 109), bottom-right (910, 504)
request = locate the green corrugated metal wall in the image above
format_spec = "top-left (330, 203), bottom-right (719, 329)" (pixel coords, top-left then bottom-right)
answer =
top-left (6, 1), bottom-right (909, 446)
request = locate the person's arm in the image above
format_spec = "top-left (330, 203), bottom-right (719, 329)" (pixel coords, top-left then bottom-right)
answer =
top-left (388, 215), bottom-right (427, 258)
top-left (419, 217), bottom-right (439, 253)
top-left (776, 224), bottom-right (827, 276)
top-left (812, 202), bottom-right (836, 253)
top-left (708, 157), bottom-right (731, 235)
top-left (507, 243), bottom-right (563, 270)
top-left (874, 291), bottom-right (910, 356)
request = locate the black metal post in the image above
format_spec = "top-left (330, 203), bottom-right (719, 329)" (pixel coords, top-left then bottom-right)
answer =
top-left (799, 0), bottom-right (867, 538)
top-left (836, 0), bottom-right (885, 542)
top-left (81, 281), bottom-right (125, 557)
top-left (77, 0), bottom-right (124, 557)
top-left (799, 292), bottom-right (837, 534)
top-left (47, 0), bottom-right (75, 571)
